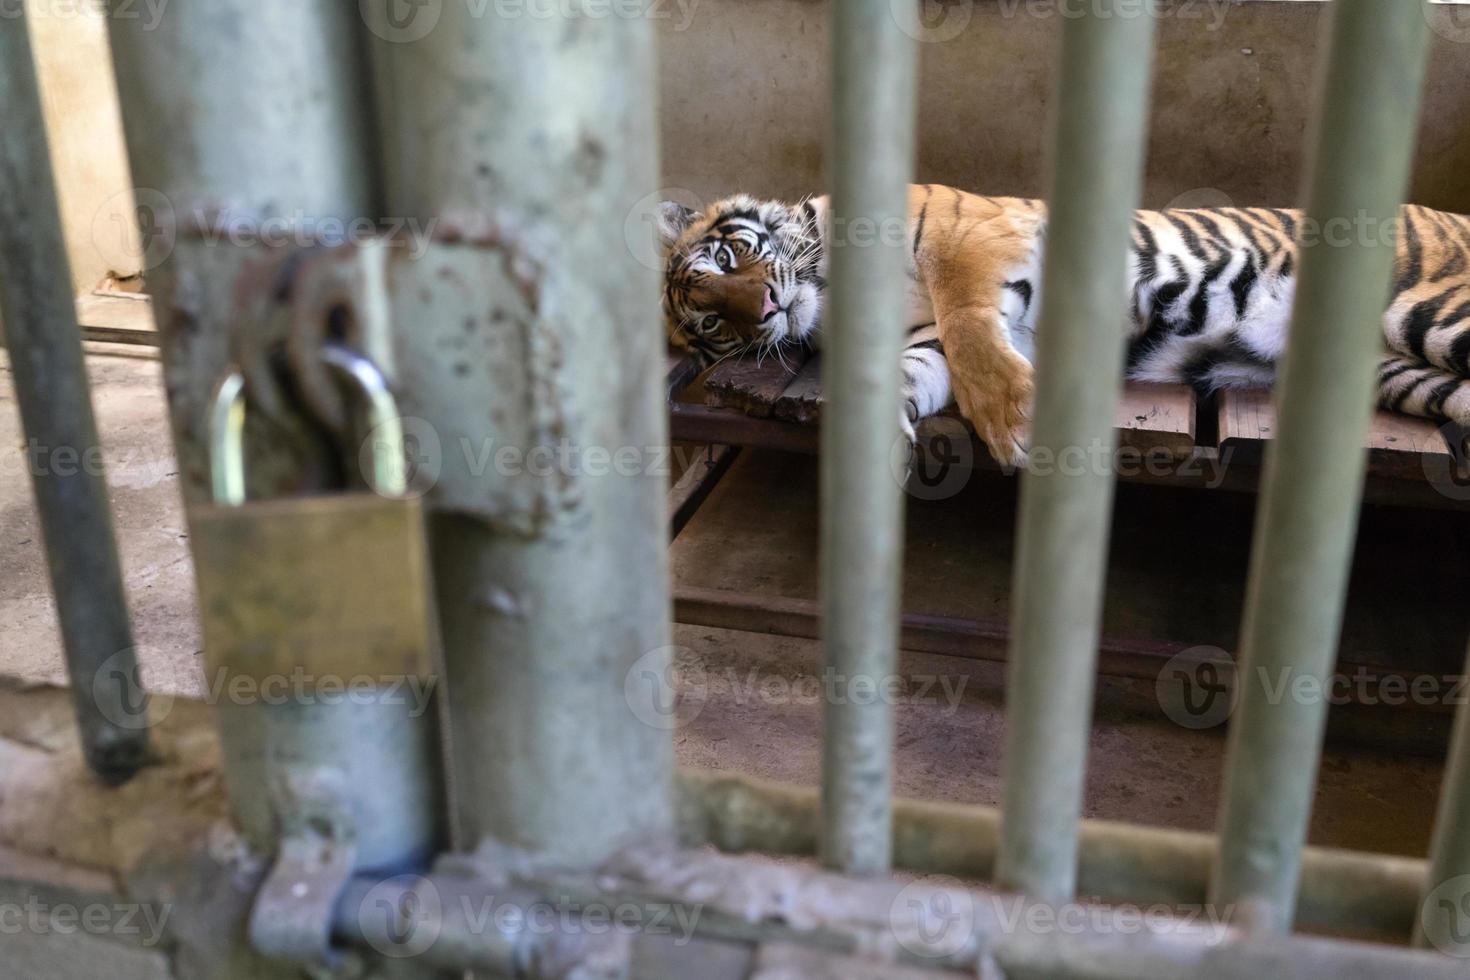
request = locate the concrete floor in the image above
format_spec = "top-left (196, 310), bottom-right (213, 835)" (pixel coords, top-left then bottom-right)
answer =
top-left (0, 345), bottom-right (1450, 862)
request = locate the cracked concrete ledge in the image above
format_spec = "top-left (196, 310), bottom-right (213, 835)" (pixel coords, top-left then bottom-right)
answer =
top-left (0, 679), bottom-right (296, 980)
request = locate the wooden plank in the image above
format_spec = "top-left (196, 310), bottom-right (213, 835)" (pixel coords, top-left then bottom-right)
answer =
top-left (666, 351), bottom-right (701, 399)
top-left (668, 445), bottom-right (740, 540)
top-left (1218, 387), bottom-right (1275, 448)
top-left (1217, 386), bottom-right (1456, 480)
top-left (763, 363), bottom-right (1198, 460)
top-left (76, 292), bottom-right (158, 346)
top-left (1115, 383), bottom-right (1196, 458)
top-left (771, 355), bottom-right (824, 423)
top-left (703, 347), bottom-right (810, 418)
top-left (670, 586), bottom-right (1452, 752)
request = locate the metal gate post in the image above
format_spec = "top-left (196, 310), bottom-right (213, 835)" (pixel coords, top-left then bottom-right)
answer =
top-left (365, 2), bottom-right (674, 862)
top-left (108, 6), bottom-right (446, 873)
top-left (995, 3), bottom-right (1157, 904)
top-left (1209, 0), bottom-right (1431, 932)
top-left (819, 0), bottom-right (918, 876)
top-left (0, 18), bottom-right (150, 784)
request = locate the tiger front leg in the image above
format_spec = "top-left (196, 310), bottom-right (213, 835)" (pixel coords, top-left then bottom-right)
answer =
top-left (935, 304), bottom-right (1034, 467)
top-left (899, 340), bottom-right (954, 447)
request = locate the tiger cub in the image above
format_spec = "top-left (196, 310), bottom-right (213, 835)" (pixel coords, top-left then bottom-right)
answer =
top-left (658, 183), bottom-right (1470, 466)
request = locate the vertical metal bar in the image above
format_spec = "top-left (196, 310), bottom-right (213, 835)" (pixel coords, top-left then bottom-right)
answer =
top-left (366, 4), bottom-right (674, 863)
top-left (1209, 0), bottom-right (1431, 932)
top-left (1416, 640), bottom-right (1470, 954)
top-left (109, 6), bottom-right (445, 874)
top-left (819, 0), bottom-right (917, 875)
top-left (995, 4), bottom-right (1157, 903)
top-left (0, 17), bottom-right (150, 784)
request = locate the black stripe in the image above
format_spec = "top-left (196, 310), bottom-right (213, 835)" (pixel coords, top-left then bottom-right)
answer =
top-left (1129, 256), bottom-right (1189, 368)
top-left (914, 187), bottom-right (932, 256)
top-left (1432, 243), bottom-right (1469, 282)
top-left (1268, 209), bottom-right (1298, 239)
top-left (1404, 295), bottom-right (1450, 361)
top-left (1225, 211), bottom-right (1270, 268)
top-left (1426, 377), bottom-right (1463, 417)
top-left (907, 339), bottom-right (944, 354)
top-left (1444, 300), bottom-right (1470, 372)
top-left (1165, 213), bottom-right (1211, 262)
top-left (1005, 279), bottom-right (1034, 316)
top-left (1391, 370), bottom-right (1435, 412)
top-left (1188, 210), bottom-right (1230, 240)
top-left (1378, 359), bottom-right (1421, 386)
top-left (1182, 255), bottom-right (1233, 336)
top-left (1228, 257), bottom-right (1264, 318)
top-left (1132, 219), bottom-right (1161, 284)
top-left (1180, 334), bottom-right (1273, 392)
top-left (1396, 208), bottom-right (1424, 297)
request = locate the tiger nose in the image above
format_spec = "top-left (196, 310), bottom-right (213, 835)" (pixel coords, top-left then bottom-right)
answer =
top-left (760, 284), bottom-right (779, 321)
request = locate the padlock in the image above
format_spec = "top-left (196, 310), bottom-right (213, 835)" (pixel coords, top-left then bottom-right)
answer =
top-left (190, 347), bottom-right (437, 685)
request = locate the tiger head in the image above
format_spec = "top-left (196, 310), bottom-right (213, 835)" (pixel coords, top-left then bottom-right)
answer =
top-left (657, 194), bottom-right (827, 367)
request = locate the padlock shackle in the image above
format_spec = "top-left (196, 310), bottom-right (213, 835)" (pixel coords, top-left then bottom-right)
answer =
top-left (207, 348), bottom-right (408, 505)
top-left (319, 346), bottom-right (408, 499)
top-left (209, 370), bottom-right (248, 507)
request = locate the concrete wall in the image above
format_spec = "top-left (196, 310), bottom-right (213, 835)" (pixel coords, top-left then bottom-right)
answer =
top-left (26, 0), bottom-right (142, 294)
top-left (19, 1), bottom-right (1470, 290)
top-left (657, 0), bottom-right (1470, 212)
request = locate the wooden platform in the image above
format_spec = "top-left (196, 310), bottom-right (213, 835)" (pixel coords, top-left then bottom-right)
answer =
top-left (668, 350), bottom-right (1470, 507)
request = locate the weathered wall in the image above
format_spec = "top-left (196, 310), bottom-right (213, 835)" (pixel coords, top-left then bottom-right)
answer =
top-left (657, 0), bottom-right (1470, 212)
top-left (26, 0), bottom-right (142, 294)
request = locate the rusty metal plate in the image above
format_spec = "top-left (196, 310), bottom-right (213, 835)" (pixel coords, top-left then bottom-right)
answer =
top-left (191, 494), bottom-right (436, 682)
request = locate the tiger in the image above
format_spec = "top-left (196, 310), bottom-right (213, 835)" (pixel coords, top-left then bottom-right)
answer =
top-left (658, 183), bottom-right (1470, 467)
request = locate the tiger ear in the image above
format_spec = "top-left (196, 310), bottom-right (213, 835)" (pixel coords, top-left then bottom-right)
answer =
top-left (656, 201), bottom-right (699, 250)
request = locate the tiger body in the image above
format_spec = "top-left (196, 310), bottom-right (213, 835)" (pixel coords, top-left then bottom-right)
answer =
top-left (658, 184), bottom-right (1470, 465)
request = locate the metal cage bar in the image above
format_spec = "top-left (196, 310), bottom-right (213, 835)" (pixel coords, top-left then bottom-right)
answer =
top-left (1208, 0), bottom-right (1433, 932)
top-left (995, 3), bottom-right (1158, 903)
top-left (819, 0), bottom-right (919, 876)
top-left (0, 18), bottom-right (150, 784)
top-left (1414, 635), bottom-right (1470, 955)
top-left (365, 2), bottom-right (675, 863)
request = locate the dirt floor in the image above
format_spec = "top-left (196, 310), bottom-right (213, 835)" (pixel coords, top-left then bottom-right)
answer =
top-left (0, 344), bottom-right (1455, 861)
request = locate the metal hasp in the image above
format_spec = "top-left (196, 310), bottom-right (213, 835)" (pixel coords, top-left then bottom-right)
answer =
top-left (0, 17), bottom-right (150, 783)
top-left (1209, 0), bottom-right (1432, 932)
top-left (996, 3), bottom-right (1158, 902)
top-left (364, 3), bottom-right (674, 861)
top-left (107, 4), bottom-right (446, 876)
top-left (819, 0), bottom-right (918, 875)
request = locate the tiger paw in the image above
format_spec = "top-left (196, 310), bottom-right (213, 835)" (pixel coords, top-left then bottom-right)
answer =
top-left (952, 356), bottom-right (1033, 470)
